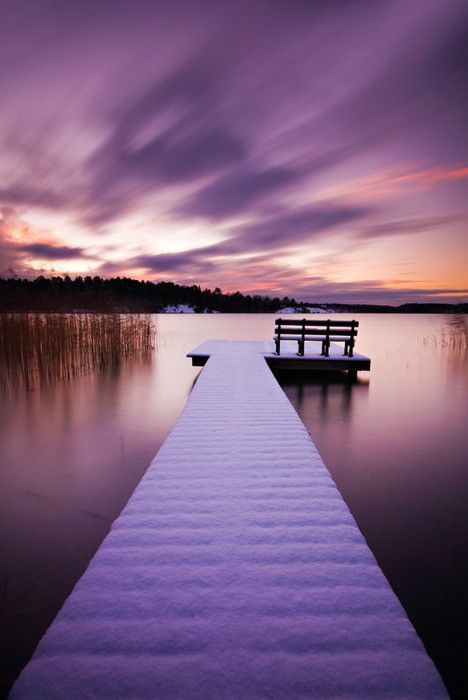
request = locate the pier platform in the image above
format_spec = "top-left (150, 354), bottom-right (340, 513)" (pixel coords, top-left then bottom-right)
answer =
top-left (188, 339), bottom-right (371, 372)
top-left (12, 344), bottom-right (445, 698)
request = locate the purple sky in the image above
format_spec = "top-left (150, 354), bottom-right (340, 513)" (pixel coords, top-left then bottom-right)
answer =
top-left (1, 0), bottom-right (467, 303)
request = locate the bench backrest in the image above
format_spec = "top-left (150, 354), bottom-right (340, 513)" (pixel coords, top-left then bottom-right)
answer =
top-left (274, 318), bottom-right (358, 338)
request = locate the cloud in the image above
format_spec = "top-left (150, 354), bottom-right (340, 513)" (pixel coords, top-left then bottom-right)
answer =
top-left (147, 201), bottom-right (372, 266)
top-left (131, 251), bottom-right (215, 274)
top-left (17, 242), bottom-right (91, 260)
top-left (234, 202), bottom-right (372, 249)
top-left (179, 165), bottom-right (300, 219)
top-left (0, 206), bottom-right (94, 277)
top-left (95, 247), bottom-right (217, 277)
top-left (82, 63), bottom-right (247, 225)
top-left (0, 1), bottom-right (467, 302)
top-left (262, 279), bottom-right (468, 306)
top-left (359, 216), bottom-right (462, 240)
top-left (318, 166), bottom-right (468, 204)
top-left (93, 200), bottom-right (371, 283)
top-left (0, 185), bottom-right (67, 210)
top-left (0, 207), bottom-right (43, 277)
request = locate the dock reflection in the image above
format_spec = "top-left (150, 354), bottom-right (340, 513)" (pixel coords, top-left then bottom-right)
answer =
top-left (275, 370), bottom-right (369, 424)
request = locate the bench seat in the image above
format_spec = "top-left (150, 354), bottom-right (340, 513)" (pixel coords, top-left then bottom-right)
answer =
top-left (274, 318), bottom-right (359, 357)
top-left (272, 335), bottom-right (352, 342)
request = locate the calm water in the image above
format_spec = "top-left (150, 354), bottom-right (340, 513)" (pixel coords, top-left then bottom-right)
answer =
top-left (0, 314), bottom-right (466, 698)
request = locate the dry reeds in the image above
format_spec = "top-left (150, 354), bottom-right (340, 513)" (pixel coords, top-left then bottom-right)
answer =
top-left (422, 315), bottom-right (467, 354)
top-left (0, 313), bottom-right (155, 393)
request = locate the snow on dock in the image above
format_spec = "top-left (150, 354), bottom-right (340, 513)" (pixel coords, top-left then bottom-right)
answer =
top-left (12, 343), bottom-right (445, 698)
top-left (188, 338), bottom-right (371, 372)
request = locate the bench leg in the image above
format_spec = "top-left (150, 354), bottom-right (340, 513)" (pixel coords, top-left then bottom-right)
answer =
top-left (297, 339), bottom-right (304, 356)
top-left (344, 341), bottom-right (349, 356)
top-left (275, 338), bottom-right (280, 355)
top-left (322, 340), bottom-right (330, 357)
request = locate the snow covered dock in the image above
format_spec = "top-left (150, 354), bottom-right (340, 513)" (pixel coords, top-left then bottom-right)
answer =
top-left (12, 344), bottom-right (445, 698)
top-left (188, 339), bottom-right (371, 373)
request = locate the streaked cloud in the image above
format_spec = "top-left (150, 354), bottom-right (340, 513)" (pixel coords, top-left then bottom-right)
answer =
top-left (0, 0), bottom-right (467, 303)
top-left (317, 165), bottom-right (468, 204)
top-left (359, 216), bottom-right (462, 240)
top-left (17, 242), bottom-right (92, 260)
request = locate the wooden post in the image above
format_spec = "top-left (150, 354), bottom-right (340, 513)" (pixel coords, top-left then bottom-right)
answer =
top-left (299, 318), bottom-right (305, 356)
top-left (349, 320), bottom-right (356, 357)
top-left (275, 319), bottom-right (281, 355)
top-left (324, 319), bottom-right (330, 357)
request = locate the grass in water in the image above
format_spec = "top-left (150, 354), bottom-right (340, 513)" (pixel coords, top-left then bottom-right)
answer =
top-left (0, 313), bottom-right (155, 392)
top-left (422, 314), bottom-right (467, 350)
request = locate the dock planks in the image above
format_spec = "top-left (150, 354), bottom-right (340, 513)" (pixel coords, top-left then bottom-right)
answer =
top-left (188, 339), bottom-right (371, 372)
top-left (12, 343), bottom-right (445, 698)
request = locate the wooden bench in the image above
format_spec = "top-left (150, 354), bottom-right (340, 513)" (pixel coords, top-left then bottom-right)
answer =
top-left (274, 318), bottom-right (359, 357)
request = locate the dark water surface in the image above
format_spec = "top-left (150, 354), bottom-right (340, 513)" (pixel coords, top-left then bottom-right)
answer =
top-left (0, 314), bottom-right (466, 697)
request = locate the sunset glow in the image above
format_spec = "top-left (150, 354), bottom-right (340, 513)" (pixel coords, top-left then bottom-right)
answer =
top-left (1, 0), bottom-right (467, 304)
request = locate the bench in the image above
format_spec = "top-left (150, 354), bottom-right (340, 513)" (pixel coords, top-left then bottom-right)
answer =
top-left (274, 318), bottom-right (359, 357)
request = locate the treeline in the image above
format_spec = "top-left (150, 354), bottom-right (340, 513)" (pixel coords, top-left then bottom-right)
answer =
top-left (328, 302), bottom-right (468, 314)
top-left (0, 276), bottom-right (305, 313)
top-left (0, 276), bottom-right (466, 314)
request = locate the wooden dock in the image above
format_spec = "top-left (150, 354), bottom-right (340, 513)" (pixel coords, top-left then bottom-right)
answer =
top-left (12, 343), bottom-right (445, 698)
top-left (188, 339), bottom-right (371, 373)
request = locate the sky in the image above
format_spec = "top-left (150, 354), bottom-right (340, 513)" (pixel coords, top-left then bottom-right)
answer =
top-left (1, 0), bottom-right (467, 304)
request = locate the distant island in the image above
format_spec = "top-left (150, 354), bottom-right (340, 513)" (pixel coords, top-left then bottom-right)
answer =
top-left (0, 275), bottom-right (466, 314)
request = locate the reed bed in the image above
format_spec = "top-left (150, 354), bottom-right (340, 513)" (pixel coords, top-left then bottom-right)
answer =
top-left (422, 314), bottom-right (468, 353)
top-left (0, 313), bottom-right (155, 392)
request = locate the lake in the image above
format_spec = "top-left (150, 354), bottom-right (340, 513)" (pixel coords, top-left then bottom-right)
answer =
top-left (0, 313), bottom-right (466, 698)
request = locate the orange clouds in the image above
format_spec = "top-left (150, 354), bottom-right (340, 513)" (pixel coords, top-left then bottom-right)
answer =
top-left (0, 206), bottom-right (97, 277)
top-left (317, 164), bottom-right (468, 203)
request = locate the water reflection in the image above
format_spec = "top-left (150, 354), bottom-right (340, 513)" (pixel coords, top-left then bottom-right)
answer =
top-left (0, 313), bottom-right (155, 394)
top-left (276, 370), bottom-right (369, 423)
